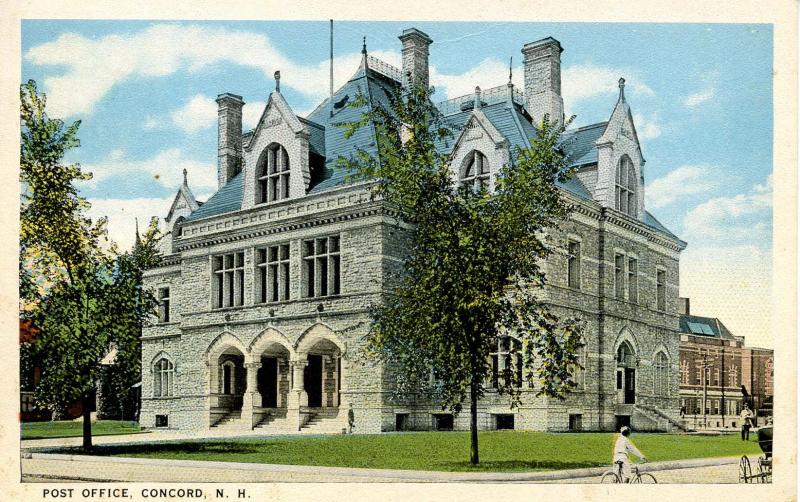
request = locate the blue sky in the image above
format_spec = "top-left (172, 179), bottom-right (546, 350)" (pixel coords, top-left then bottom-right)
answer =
top-left (21, 21), bottom-right (773, 346)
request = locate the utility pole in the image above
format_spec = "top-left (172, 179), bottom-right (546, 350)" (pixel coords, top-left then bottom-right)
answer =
top-left (699, 353), bottom-right (716, 430)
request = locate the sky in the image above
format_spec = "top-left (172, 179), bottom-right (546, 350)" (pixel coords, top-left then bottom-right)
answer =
top-left (21, 21), bottom-right (773, 347)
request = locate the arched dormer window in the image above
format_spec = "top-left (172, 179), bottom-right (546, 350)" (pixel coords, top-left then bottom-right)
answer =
top-left (258, 143), bottom-right (290, 204)
top-left (615, 155), bottom-right (637, 217)
top-left (174, 216), bottom-right (185, 237)
top-left (153, 358), bottom-right (175, 397)
top-left (461, 150), bottom-right (490, 191)
top-left (653, 351), bottom-right (669, 396)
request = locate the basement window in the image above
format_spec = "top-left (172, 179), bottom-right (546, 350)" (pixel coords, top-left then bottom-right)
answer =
top-left (432, 414), bottom-right (453, 431)
top-left (155, 414), bottom-right (169, 428)
top-left (495, 414), bottom-right (515, 430)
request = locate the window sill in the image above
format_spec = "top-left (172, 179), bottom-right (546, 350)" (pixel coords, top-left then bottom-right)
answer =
top-left (156, 321), bottom-right (180, 326)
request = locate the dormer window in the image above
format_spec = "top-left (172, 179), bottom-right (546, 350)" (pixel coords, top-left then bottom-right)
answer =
top-left (461, 150), bottom-right (490, 191)
top-left (615, 155), bottom-right (636, 217)
top-left (259, 143), bottom-right (290, 204)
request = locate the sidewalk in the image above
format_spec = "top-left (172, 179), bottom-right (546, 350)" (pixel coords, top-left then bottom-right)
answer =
top-left (21, 452), bottom-right (743, 483)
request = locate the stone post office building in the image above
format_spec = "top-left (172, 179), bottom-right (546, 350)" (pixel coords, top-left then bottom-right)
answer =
top-left (141, 27), bottom-right (687, 434)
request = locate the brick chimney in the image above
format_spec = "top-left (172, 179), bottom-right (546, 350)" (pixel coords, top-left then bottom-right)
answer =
top-left (216, 93), bottom-right (244, 189)
top-left (521, 37), bottom-right (564, 128)
top-left (679, 297), bottom-right (691, 316)
top-left (399, 28), bottom-right (432, 90)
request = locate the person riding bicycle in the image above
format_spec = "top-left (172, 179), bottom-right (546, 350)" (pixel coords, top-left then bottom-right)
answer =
top-left (613, 426), bottom-right (647, 482)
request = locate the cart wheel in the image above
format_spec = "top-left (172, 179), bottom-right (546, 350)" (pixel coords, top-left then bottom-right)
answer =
top-left (634, 473), bottom-right (657, 483)
top-left (601, 471), bottom-right (620, 483)
top-left (739, 456), bottom-right (752, 483)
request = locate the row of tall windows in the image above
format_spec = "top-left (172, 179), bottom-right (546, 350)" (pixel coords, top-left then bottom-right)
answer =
top-left (613, 252), bottom-right (638, 303)
top-left (210, 237), bottom-right (341, 309)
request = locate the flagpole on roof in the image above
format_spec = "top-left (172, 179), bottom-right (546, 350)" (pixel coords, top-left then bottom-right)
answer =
top-left (330, 19), bottom-right (334, 99)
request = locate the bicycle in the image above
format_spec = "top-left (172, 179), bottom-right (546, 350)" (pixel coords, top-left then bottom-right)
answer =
top-left (600, 461), bottom-right (657, 483)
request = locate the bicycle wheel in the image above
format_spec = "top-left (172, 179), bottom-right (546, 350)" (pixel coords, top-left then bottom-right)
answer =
top-left (600, 471), bottom-right (620, 483)
top-left (634, 473), bottom-right (657, 483)
top-left (739, 456), bottom-right (752, 483)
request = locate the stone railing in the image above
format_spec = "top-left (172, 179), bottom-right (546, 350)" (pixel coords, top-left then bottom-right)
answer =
top-left (366, 55), bottom-right (403, 82)
top-left (436, 84), bottom-right (525, 116)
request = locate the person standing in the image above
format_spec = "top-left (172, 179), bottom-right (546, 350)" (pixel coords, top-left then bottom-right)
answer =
top-left (613, 426), bottom-right (647, 482)
top-left (740, 405), bottom-right (754, 440)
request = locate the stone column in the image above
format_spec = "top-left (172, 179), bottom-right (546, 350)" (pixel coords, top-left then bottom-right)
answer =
top-left (242, 360), bottom-right (261, 427)
top-left (287, 359), bottom-right (308, 430)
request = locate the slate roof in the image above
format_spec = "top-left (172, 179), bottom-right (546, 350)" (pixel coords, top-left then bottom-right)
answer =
top-left (185, 173), bottom-right (243, 221)
top-left (183, 57), bottom-right (681, 245)
top-left (562, 122), bottom-right (607, 167)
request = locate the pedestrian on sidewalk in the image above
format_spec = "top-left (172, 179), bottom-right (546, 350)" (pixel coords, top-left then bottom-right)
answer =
top-left (740, 405), bottom-right (754, 440)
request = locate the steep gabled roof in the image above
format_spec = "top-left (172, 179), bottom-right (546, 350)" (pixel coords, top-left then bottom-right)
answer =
top-left (561, 122), bottom-right (607, 168)
top-left (185, 173), bottom-right (243, 221)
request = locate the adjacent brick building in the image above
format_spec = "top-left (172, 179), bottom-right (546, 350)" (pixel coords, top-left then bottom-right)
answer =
top-left (141, 27), bottom-right (686, 434)
top-left (677, 298), bottom-right (774, 430)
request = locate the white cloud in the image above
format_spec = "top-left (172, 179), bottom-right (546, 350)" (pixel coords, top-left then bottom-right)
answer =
top-left (25, 23), bottom-right (395, 118)
top-left (86, 196), bottom-right (175, 251)
top-left (684, 87), bottom-right (715, 108)
top-left (632, 112), bottom-right (663, 140)
top-left (682, 175), bottom-right (773, 241)
top-left (81, 148), bottom-right (217, 193)
top-left (680, 244), bottom-right (772, 348)
top-left (142, 95), bottom-right (266, 134)
top-left (430, 59), bottom-right (521, 100)
top-left (170, 94), bottom-right (218, 134)
top-left (646, 164), bottom-right (716, 209)
top-left (562, 64), bottom-right (653, 104)
top-left (243, 101), bottom-right (266, 130)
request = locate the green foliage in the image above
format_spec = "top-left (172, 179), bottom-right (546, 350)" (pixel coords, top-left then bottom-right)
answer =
top-left (19, 80), bottom-right (161, 446)
top-left (340, 83), bottom-right (584, 463)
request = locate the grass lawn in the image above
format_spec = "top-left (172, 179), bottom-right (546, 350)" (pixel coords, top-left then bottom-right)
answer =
top-left (73, 431), bottom-right (762, 472)
top-left (21, 420), bottom-right (143, 440)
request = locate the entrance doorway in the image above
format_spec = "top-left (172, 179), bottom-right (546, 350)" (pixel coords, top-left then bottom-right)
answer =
top-left (615, 415), bottom-right (631, 431)
top-left (624, 368), bottom-right (636, 404)
top-left (258, 357), bottom-right (278, 408)
top-left (304, 354), bottom-right (323, 407)
top-left (616, 341), bottom-right (636, 405)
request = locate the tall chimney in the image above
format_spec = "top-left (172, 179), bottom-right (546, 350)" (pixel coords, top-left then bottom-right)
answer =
top-left (399, 28), bottom-right (432, 90)
top-left (521, 37), bottom-right (564, 128)
top-left (215, 93), bottom-right (244, 189)
top-left (679, 297), bottom-right (691, 316)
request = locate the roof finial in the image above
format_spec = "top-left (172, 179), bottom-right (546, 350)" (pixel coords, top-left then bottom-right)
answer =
top-left (274, 70), bottom-right (281, 92)
top-left (182, 168), bottom-right (188, 185)
top-left (474, 86), bottom-right (482, 110)
top-left (508, 56), bottom-right (513, 84)
top-left (618, 77), bottom-right (626, 102)
top-left (362, 36), bottom-right (367, 55)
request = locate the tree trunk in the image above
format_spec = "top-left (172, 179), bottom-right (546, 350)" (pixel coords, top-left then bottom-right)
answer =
top-left (82, 392), bottom-right (93, 451)
top-left (470, 381), bottom-right (479, 465)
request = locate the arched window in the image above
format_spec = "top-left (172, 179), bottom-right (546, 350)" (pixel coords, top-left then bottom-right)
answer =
top-left (654, 351), bottom-right (669, 396)
top-left (461, 150), bottom-right (490, 191)
top-left (153, 358), bottom-right (175, 398)
top-left (259, 144), bottom-right (290, 204)
top-left (617, 341), bottom-right (635, 368)
top-left (221, 360), bottom-right (236, 395)
top-left (615, 155), bottom-right (637, 217)
top-left (490, 336), bottom-right (523, 388)
top-left (174, 216), bottom-right (185, 237)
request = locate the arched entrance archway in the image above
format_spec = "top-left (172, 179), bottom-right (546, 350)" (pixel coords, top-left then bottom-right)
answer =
top-left (215, 347), bottom-right (246, 412)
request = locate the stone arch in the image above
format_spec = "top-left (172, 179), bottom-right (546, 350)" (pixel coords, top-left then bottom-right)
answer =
top-left (150, 350), bottom-right (176, 371)
top-left (651, 343), bottom-right (671, 364)
top-left (206, 331), bottom-right (247, 364)
top-left (295, 322), bottom-right (345, 356)
top-left (248, 327), bottom-right (295, 361)
top-left (613, 326), bottom-right (640, 360)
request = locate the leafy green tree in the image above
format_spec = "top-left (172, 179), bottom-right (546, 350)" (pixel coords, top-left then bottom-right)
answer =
top-left (100, 220), bottom-right (161, 422)
top-left (342, 84), bottom-right (584, 464)
top-left (20, 80), bottom-right (160, 450)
